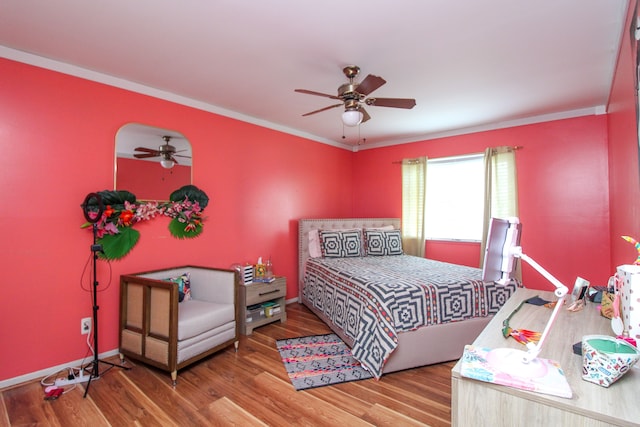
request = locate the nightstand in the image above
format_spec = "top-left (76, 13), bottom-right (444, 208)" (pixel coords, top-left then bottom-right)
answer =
top-left (239, 276), bottom-right (287, 335)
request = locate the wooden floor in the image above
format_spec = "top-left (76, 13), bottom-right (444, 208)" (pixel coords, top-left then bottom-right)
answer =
top-left (0, 303), bottom-right (455, 426)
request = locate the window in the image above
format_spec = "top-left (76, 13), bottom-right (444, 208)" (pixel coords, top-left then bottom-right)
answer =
top-left (424, 154), bottom-right (484, 241)
top-left (401, 147), bottom-right (518, 246)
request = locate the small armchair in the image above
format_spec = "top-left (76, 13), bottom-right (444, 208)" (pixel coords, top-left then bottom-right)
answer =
top-left (119, 265), bottom-right (240, 385)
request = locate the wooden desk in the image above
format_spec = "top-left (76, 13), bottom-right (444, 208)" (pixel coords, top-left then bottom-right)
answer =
top-left (451, 288), bottom-right (640, 427)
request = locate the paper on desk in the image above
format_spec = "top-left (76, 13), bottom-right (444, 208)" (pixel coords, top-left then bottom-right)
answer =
top-left (460, 345), bottom-right (572, 399)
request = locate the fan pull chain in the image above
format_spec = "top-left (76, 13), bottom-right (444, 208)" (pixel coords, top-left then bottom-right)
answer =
top-left (357, 124), bottom-right (366, 145)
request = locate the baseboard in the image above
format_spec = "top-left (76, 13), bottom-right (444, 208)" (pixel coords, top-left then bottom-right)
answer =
top-left (0, 348), bottom-right (120, 390)
top-left (285, 297), bottom-right (299, 305)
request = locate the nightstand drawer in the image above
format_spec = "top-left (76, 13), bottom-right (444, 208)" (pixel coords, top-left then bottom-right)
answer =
top-left (244, 278), bottom-right (286, 305)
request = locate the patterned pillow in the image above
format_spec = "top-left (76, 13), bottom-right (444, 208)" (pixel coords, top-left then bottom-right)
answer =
top-left (364, 229), bottom-right (404, 256)
top-left (165, 273), bottom-right (191, 302)
top-left (319, 229), bottom-right (362, 258)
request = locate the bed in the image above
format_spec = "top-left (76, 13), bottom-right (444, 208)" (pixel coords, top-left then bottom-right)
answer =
top-left (298, 218), bottom-right (518, 378)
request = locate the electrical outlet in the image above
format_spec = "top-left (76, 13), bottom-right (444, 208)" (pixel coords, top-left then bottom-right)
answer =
top-left (81, 317), bottom-right (91, 335)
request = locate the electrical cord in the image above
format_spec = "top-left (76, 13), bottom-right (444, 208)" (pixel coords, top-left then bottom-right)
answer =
top-left (80, 251), bottom-right (93, 293)
top-left (79, 249), bottom-right (113, 361)
top-left (80, 253), bottom-right (113, 293)
top-left (41, 250), bottom-right (109, 397)
top-left (40, 362), bottom-right (101, 397)
top-left (40, 367), bottom-right (80, 395)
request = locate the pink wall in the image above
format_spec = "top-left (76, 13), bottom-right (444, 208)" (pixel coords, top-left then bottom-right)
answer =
top-left (353, 115), bottom-right (611, 291)
top-left (0, 58), bottom-right (353, 381)
top-left (608, 2), bottom-right (640, 268)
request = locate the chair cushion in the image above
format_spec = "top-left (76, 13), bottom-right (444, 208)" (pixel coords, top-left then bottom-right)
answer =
top-left (178, 299), bottom-right (235, 341)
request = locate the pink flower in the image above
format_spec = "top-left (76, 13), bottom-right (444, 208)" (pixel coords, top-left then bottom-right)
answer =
top-left (103, 222), bottom-right (119, 235)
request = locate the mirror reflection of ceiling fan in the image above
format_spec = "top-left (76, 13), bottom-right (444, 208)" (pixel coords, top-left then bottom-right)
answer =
top-left (295, 65), bottom-right (416, 127)
top-left (134, 136), bottom-right (191, 169)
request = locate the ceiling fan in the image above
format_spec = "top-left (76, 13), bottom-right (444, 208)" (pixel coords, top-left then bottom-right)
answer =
top-left (133, 136), bottom-right (190, 169)
top-left (295, 65), bottom-right (416, 127)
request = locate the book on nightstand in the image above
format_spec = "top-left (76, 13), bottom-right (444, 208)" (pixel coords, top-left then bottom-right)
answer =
top-left (261, 301), bottom-right (281, 317)
top-left (253, 277), bottom-right (276, 283)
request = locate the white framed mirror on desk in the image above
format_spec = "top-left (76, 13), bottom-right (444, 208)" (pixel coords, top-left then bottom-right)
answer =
top-left (451, 288), bottom-right (640, 427)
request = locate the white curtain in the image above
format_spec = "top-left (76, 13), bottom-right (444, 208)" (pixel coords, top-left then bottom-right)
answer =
top-left (480, 147), bottom-right (520, 278)
top-left (401, 157), bottom-right (427, 257)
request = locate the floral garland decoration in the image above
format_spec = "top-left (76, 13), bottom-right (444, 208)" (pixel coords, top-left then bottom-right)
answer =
top-left (81, 185), bottom-right (209, 260)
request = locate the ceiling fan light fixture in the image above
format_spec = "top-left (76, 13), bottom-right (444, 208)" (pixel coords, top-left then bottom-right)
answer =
top-left (342, 109), bottom-right (363, 127)
top-left (160, 158), bottom-right (175, 169)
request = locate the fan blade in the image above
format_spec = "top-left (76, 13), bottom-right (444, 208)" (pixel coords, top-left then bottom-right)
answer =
top-left (360, 107), bottom-right (371, 123)
top-left (173, 154), bottom-right (191, 159)
top-left (295, 89), bottom-right (341, 100)
top-left (134, 147), bottom-right (158, 153)
top-left (171, 156), bottom-right (179, 165)
top-left (367, 97), bottom-right (416, 109)
top-left (356, 74), bottom-right (386, 96)
top-left (134, 153), bottom-right (160, 159)
top-left (302, 103), bottom-right (343, 117)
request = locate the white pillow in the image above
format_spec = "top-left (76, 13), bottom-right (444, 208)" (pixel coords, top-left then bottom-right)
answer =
top-left (308, 229), bottom-right (322, 258)
top-left (364, 225), bottom-right (395, 231)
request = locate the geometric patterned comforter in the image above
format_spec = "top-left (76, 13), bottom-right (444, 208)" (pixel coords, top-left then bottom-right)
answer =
top-left (302, 255), bottom-right (518, 378)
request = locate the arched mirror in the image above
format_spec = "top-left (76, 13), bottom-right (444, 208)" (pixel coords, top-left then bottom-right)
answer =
top-left (115, 123), bottom-right (192, 200)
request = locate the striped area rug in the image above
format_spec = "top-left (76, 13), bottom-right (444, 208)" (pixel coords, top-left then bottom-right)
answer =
top-left (276, 333), bottom-right (373, 390)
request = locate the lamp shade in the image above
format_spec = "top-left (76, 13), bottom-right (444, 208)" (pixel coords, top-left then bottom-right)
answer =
top-left (342, 109), bottom-right (363, 127)
top-left (160, 158), bottom-right (175, 169)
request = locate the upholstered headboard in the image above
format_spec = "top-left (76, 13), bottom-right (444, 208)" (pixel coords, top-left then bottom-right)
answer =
top-left (297, 218), bottom-right (401, 301)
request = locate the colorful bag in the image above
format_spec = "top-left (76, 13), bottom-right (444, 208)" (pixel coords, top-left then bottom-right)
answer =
top-left (617, 265), bottom-right (640, 342)
top-left (599, 291), bottom-right (615, 320)
top-left (582, 335), bottom-right (640, 387)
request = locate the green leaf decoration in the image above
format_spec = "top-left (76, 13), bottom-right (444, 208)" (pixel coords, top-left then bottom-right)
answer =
top-left (82, 186), bottom-right (209, 260)
top-left (168, 218), bottom-right (203, 239)
top-left (98, 227), bottom-right (140, 260)
top-left (170, 185), bottom-right (209, 208)
top-left (98, 190), bottom-right (137, 209)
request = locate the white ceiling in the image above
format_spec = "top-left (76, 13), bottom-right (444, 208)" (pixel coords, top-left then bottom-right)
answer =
top-left (0, 0), bottom-right (629, 150)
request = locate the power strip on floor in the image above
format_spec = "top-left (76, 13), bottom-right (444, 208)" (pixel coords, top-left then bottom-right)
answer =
top-left (54, 375), bottom-right (91, 386)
